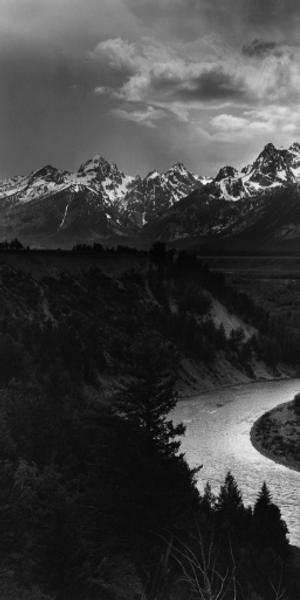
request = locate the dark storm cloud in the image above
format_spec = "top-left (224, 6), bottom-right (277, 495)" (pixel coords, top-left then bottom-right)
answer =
top-left (127, 0), bottom-right (300, 44)
top-left (242, 39), bottom-right (283, 58)
top-left (92, 38), bottom-right (249, 111)
top-left (155, 67), bottom-right (247, 103)
top-left (244, 0), bottom-right (300, 27)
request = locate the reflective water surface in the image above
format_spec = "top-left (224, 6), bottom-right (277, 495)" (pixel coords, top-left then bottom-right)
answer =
top-left (172, 379), bottom-right (300, 546)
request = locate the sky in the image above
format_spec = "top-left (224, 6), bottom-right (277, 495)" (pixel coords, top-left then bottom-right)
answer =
top-left (1, 0), bottom-right (300, 178)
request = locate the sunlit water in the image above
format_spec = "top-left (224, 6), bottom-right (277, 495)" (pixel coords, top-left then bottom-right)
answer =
top-left (172, 379), bottom-right (300, 546)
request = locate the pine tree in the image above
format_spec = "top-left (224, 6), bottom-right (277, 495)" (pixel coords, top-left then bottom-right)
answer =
top-left (115, 331), bottom-right (185, 457)
top-left (253, 482), bottom-right (289, 556)
top-left (218, 471), bottom-right (243, 514)
top-left (254, 481), bottom-right (272, 513)
top-left (201, 481), bottom-right (216, 513)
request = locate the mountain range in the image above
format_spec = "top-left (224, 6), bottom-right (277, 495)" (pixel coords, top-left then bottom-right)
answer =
top-left (2, 142), bottom-right (300, 251)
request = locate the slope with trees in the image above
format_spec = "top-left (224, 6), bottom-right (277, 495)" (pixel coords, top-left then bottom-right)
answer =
top-left (251, 395), bottom-right (300, 472)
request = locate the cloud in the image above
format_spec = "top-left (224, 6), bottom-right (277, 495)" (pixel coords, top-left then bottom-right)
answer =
top-left (90, 38), bottom-right (140, 74)
top-left (174, 68), bottom-right (246, 102)
top-left (94, 86), bottom-right (111, 96)
top-left (127, 0), bottom-right (300, 47)
top-left (242, 39), bottom-right (283, 58)
top-left (211, 114), bottom-right (249, 131)
top-left (111, 106), bottom-right (167, 128)
top-left (92, 37), bottom-right (249, 111)
top-left (210, 104), bottom-right (300, 144)
top-left (90, 32), bottom-right (300, 139)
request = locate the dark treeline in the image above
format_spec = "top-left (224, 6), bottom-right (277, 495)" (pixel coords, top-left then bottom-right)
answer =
top-left (0, 238), bottom-right (27, 250)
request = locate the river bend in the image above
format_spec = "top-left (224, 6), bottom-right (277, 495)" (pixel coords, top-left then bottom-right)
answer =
top-left (172, 379), bottom-right (300, 546)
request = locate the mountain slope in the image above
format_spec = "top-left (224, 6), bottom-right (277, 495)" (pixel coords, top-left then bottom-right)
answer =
top-left (147, 184), bottom-right (300, 252)
top-left (0, 158), bottom-right (202, 246)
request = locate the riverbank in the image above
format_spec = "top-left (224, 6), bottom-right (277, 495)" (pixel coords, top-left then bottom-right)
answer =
top-left (176, 355), bottom-right (296, 398)
top-left (250, 400), bottom-right (300, 473)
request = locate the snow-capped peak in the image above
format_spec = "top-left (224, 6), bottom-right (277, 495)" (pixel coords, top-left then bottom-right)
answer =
top-left (146, 170), bottom-right (161, 180)
top-left (78, 155), bottom-right (122, 180)
top-left (215, 166), bottom-right (238, 181)
top-left (208, 142), bottom-right (300, 202)
top-left (28, 165), bottom-right (68, 185)
top-left (168, 162), bottom-right (189, 174)
top-left (2, 141), bottom-right (300, 215)
top-left (289, 142), bottom-right (300, 153)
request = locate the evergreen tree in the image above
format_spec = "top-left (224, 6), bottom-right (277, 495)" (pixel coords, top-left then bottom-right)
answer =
top-left (254, 481), bottom-right (272, 511)
top-left (217, 471), bottom-right (243, 514)
top-left (115, 331), bottom-right (185, 456)
top-left (201, 481), bottom-right (216, 513)
top-left (216, 472), bottom-right (248, 547)
top-left (253, 482), bottom-right (289, 556)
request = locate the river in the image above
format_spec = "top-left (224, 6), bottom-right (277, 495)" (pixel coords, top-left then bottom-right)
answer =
top-left (172, 379), bottom-right (300, 546)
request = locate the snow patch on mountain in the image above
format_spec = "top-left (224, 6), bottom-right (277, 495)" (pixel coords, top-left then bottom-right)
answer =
top-left (208, 142), bottom-right (300, 201)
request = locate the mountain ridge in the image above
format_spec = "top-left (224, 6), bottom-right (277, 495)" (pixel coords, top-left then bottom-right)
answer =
top-left (1, 142), bottom-right (300, 249)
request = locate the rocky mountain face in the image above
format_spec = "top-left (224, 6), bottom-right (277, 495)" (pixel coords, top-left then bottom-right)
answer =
top-left (0, 156), bottom-right (204, 246)
top-left (206, 142), bottom-right (300, 202)
top-left (146, 143), bottom-right (300, 250)
top-left (1, 142), bottom-right (300, 249)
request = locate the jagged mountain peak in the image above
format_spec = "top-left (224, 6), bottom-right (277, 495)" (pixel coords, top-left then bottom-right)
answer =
top-left (28, 165), bottom-right (68, 182)
top-left (261, 142), bottom-right (277, 154)
top-left (31, 164), bottom-right (58, 175)
top-left (168, 161), bottom-right (189, 173)
top-left (289, 142), bottom-right (300, 154)
top-left (244, 141), bottom-right (295, 188)
top-left (207, 142), bottom-right (300, 202)
top-left (145, 170), bottom-right (161, 180)
top-left (79, 154), bottom-right (110, 168)
top-left (215, 166), bottom-right (238, 181)
top-left (2, 141), bottom-right (300, 248)
top-left (144, 163), bottom-right (195, 181)
top-left (78, 155), bottom-right (125, 180)
top-left (254, 142), bottom-right (284, 165)
top-left (164, 162), bottom-right (198, 183)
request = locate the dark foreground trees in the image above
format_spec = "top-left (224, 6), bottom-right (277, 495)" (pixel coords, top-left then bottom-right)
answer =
top-left (0, 320), bottom-right (295, 599)
top-left (170, 475), bottom-right (291, 600)
top-left (0, 339), bottom-right (199, 599)
top-left (0, 375), bottom-right (295, 599)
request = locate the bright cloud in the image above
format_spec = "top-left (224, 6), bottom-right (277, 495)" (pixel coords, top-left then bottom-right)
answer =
top-left (111, 106), bottom-right (167, 128)
top-left (91, 35), bottom-right (300, 132)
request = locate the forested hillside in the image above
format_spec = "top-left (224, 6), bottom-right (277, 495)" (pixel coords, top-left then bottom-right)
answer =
top-left (0, 246), bottom-right (299, 598)
top-left (0, 244), bottom-right (297, 399)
